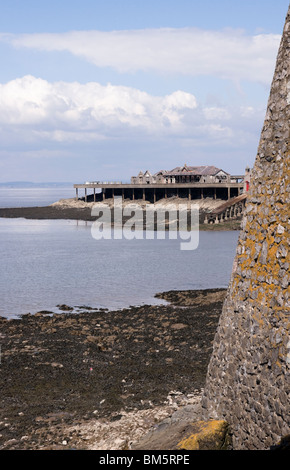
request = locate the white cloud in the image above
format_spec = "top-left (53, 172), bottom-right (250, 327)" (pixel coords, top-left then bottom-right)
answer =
top-left (203, 107), bottom-right (231, 121)
top-left (0, 75), bottom-right (198, 140)
top-left (0, 73), bottom-right (266, 172)
top-left (4, 28), bottom-right (281, 85)
top-left (0, 74), bottom-right (267, 179)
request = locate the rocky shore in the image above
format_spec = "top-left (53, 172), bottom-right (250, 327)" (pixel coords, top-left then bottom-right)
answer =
top-left (0, 197), bottom-right (242, 230)
top-left (0, 203), bottom-right (95, 221)
top-left (0, 288), bottom-right (226, 450)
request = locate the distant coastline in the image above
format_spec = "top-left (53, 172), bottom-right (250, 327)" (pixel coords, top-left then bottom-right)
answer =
top-left (0, 181), bottom-right (74, 188)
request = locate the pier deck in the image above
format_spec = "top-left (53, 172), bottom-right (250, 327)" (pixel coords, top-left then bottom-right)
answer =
top-left (74, 181), bottom-right (244, 203)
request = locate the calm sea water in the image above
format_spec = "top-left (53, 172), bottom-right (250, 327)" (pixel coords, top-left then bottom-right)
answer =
top-left (0, 188), bottom-right (239, 319)
top-left (0, 186), bottom-right (75, 208)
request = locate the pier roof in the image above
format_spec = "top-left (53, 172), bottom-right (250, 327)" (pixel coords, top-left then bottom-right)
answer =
top-left (164, 165), bottom-right (228, 176)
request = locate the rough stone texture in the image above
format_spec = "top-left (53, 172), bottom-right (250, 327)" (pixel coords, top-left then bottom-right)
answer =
top-left (177, 420), bottom-right (230, 451)
top-left (132, 404), bottom-right (231, 451)
top-left (0, 289), bottom-right (224, 450)
top-left (201, 6), bottom-right (290, 450)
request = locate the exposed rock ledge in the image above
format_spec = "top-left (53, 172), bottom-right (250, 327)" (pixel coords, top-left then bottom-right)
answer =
top-left (0, 288), bottom-right (226, 450)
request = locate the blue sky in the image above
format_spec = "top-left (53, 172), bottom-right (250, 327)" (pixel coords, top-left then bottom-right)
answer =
top-left (0, 0), bottom-right (288, 182)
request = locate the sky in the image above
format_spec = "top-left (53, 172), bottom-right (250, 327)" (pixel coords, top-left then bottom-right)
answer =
top-left (0, 0), bottom-right (289, 183)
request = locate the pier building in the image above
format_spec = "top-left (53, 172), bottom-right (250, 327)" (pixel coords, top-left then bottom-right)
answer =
top-left (74, 165), bottom-right (251, 205)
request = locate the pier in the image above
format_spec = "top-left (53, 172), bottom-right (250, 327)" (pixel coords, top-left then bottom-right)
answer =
top-left (73, 165), bottom-right (250, 223)
top-left (74, 181), bottom-right (245, 204)
top-left (204, 193), bottom-right (247, 224)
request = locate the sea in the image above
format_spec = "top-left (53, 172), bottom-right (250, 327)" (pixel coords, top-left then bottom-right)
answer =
top-left (0, 186), bottom-right (239, 319)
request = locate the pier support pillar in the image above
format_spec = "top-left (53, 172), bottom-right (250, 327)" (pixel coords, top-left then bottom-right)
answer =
top-left (85, 188), bottom-right (87, 203)
top-left (75, 188), bottom-right (78, 201)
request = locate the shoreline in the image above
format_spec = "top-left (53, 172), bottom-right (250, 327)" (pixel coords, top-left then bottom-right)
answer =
top-left (0, 198), bottom-right (242, 231)
top-left (0, 288), bottom-right (226, 450)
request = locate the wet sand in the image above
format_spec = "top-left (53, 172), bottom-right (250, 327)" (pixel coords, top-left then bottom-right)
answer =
top-left (0, 288), bottom-right (226, 450)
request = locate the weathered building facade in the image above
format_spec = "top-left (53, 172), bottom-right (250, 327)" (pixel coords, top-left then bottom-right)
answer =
top-left (131, 165), bottom-right (230, 185)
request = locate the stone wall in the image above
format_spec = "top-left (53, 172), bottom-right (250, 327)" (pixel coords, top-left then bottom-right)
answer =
top-left (201, 6), bottom-right (290, 450)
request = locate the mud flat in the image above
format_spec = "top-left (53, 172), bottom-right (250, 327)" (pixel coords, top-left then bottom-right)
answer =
top-left (0, 288), bottom-right (226, 450)
top-left (0, 204), bottom-right (95, 221)
top-left (0, 197), bottom-right (242, 230)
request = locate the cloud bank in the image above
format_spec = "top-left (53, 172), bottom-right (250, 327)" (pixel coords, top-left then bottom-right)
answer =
top-left (0, 76), bottom-right (198, 139)
top-left (0, 26), bottom-right (276, 179)
top-left (0, 75), bottom-right (264, 151)
top-left (3, 28), bottom-right (281, 85)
